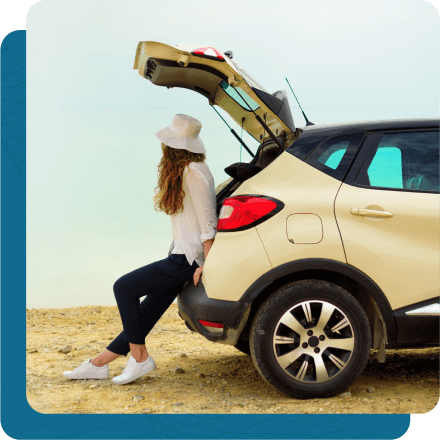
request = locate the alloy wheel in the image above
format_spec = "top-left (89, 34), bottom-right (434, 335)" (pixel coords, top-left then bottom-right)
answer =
top-left (272, 300), bottom-right (355, 383)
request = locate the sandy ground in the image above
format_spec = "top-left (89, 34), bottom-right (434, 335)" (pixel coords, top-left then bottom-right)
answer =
top-left (26, 305), bottom-right (439, 415)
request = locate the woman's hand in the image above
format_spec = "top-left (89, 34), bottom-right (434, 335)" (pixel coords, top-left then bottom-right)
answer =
top-left (193, 266), bottom-right (204, 286)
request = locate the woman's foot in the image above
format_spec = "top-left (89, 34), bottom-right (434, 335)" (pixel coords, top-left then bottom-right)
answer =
top-left (112, 355), bottom-right (156, 385)
top-left (63, 359), bottom-right (109, 380)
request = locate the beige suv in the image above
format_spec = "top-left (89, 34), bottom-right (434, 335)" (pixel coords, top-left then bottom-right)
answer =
top-left (134, 41), bottom-right (440, 398)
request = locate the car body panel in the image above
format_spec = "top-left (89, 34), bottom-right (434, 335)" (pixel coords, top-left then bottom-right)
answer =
top-left (176, 119), bottom-right (439, 352)
top-left (335, 183), bottom-right (439, 310)
top-left (231, 152), bottom-right (346, 268)
top-left (215, 176), bottom-right (234, 195)
top-left (286, 214), bottom-right (323, 244)
top-left (203, 226), bottom-right (272, 301)
top-left (133, 41), bottom-right (295, 142)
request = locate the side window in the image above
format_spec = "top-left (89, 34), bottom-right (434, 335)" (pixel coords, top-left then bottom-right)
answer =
top-left (317, 141), bottom-right (349, 169)
top-left (355, 131), bottom-right (439, 192)
top-left (305, 132), bottom-right (365, 181)
top-left (367, 146), bottom-right (403, 188)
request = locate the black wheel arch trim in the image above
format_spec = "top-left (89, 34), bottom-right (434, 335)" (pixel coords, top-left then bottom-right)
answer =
top-left (240, 258), bottom-right (397, 344)
top-left (392, 297), bottom-right (439, 347)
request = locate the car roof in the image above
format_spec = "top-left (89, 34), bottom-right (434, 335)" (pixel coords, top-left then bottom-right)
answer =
top-left (297, 118), bottom-right (440, 137)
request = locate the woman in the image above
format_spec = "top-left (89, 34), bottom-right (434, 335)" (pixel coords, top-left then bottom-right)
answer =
top-left (63, 114), bottom-right (217, 385)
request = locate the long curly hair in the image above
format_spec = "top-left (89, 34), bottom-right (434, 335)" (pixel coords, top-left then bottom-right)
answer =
top-left (153, 143), bottom-right (206, 216)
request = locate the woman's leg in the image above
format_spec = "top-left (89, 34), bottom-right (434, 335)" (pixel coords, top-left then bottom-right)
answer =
top-left (90, 349), bottom-right (120, 367)
top-left (106, 281), bottom-right (186, 359)
top-left (106, 255), bottom-right (198, 359)
top-left (129, 343), bottom-right (149, 363)
top-left (90, 345), bottom-right (147, 365)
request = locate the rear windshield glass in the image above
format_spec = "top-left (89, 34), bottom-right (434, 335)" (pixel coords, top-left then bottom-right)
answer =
top-left (220, 80), bottom-right (260, 111)
top-left (230, 60), bottom-right (267, 92)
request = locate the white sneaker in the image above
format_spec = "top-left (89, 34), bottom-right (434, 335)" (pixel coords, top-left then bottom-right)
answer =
top-left (63, 358), bottom-right (109, 380)
top-left (112, 355), bottom-right (156, 385)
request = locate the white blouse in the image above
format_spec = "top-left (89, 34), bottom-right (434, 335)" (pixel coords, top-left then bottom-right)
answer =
top-left (169, 161), bottom-right (217, 267)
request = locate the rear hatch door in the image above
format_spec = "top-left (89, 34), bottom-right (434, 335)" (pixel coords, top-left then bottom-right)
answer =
top-left (134, 41), bottom-right (295, 142)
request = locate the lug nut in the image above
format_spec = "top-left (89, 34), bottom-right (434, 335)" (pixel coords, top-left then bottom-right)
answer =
top-left (302, 343), bottom-right (308, 348)
top-left (319, 335), bottom-right (325, 341)
top-left (307, 330), bottom-right (313, 336)
top-left (314, 348), bottom-right (320, 353)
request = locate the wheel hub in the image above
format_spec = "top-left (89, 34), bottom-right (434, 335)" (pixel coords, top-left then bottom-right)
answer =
top-left (308, 336), bottom-right (319, 347)
top-left (272, 300), bottom-right (355, 383)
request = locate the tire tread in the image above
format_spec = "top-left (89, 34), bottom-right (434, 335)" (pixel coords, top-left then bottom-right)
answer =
top-left (250, 280), bottom-right (372, 398)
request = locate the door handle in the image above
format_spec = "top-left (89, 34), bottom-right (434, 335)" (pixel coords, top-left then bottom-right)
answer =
top-left (350, 208), bottom-right (394, 218)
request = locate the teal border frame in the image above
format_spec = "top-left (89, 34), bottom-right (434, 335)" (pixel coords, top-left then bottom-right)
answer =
top-left (0, 30), bottom-right (410, 439)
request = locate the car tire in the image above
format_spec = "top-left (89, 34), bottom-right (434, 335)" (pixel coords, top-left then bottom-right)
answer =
top-left (234, 339), bottom-right (251, 355)
top-left (249, 280), bottom-right (371, 399)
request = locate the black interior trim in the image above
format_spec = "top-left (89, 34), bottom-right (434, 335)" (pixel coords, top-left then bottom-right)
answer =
top-left (224, 163), bottom-right (262, 182)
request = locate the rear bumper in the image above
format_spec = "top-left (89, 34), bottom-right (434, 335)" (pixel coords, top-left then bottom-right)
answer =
top-left (177, 280), bottom-right (251, 345)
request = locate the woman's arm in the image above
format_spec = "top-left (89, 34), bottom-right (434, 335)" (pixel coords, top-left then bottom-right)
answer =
top-left (203, 238), bottom-right (215, 260)
top-left (193, 238), bottom-right (214, 286)
top-left (185, 164), bottom-right (217, 244)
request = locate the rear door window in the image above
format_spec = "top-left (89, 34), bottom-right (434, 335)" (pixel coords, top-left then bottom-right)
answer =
top-left (364, 146), bottom-right (403, 188)
top-left (354, 131), bottom-right (439, 192)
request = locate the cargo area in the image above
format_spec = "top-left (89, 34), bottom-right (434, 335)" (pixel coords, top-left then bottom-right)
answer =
top-left (215, 135), bottom-right (298, 212)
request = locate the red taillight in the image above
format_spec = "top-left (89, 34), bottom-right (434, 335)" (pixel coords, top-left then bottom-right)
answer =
top-left (191, 47), bottom-right (225, 61)
top-left (199, 320), bottom-right (223, 328)
top-left (199, 320), bottom-right (224, 334)
top-left (217, 196), bottom-right (281, 231)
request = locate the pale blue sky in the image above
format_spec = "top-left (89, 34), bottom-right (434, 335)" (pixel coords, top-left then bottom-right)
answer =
top-left (26, 0), bottom-right (439, 307)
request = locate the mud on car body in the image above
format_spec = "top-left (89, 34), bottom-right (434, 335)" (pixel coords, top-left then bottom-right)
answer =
top-left (134, 41), bottom-right (440, 399)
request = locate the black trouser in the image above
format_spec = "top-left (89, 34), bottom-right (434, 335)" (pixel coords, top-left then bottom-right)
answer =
top-left (106, 253), bottom-right (199, 356)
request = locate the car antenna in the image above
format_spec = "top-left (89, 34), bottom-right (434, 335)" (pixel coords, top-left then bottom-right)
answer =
top-left (285, 78), bottom-right (314, 126)
top-left (210, 104), bottom-right (255, 158)
top-left (231, 87), bottom-right (285, 153)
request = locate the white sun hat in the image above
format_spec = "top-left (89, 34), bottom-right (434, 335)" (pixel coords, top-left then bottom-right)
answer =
top-left (154, 114), bottom-right (206, 154)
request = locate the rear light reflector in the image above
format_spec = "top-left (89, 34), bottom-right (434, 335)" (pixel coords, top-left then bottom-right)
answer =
top-left (199, 319), bottom-right (224, 334)
top-left (217, 196), bottom-right (282, 232)
top-left (191, 47), bottom-right (225, 61)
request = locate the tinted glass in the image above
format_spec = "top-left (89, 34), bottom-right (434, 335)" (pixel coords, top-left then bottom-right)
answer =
top-left (355, 131), bottom-right (439, 192)
top-left (317, 141), bottom-right (349, 169)
top-left (219, 80), bottom-right (259, 111)
top-left (229, 60), bottom-right (268, 92)
top-left (286, 132), bottom-right (330, 161)
top-left (367, 147), bottom-right (403, 188)
top-left (305, 132), bottom-right (365, 181)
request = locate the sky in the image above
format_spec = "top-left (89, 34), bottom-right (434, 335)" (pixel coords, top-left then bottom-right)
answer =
top-left (23, 0), bottom-right (439, 308)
